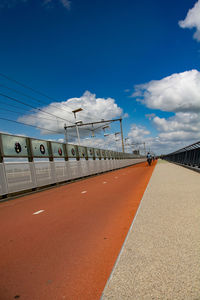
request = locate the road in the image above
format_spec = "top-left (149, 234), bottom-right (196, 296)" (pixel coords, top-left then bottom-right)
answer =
top-left (0, 161), bottom-right (156, 300)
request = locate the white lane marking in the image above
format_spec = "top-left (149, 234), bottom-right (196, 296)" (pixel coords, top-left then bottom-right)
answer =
top-left (81, 191), bottom-right (87, 194)
top-left (33, 210), bottom-right (44, 215)
top-left (103, 181), bottom-right (107, 184)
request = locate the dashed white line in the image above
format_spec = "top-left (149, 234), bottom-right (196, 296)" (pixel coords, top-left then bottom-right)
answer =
top-left (81, 191), bottom-right (87, 194)
top-left (33, 210), bottom-right (44, 215)
top-left (103, 181), bottom-right (107, 184)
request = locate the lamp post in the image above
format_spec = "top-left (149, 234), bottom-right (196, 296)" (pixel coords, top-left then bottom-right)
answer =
top-left (102, 125), bottom-right (110, 132)
top-left (119, 118), bottom-right (125, 153)
top-left (64, 123), bottom-right (68, 144)
top-left (72, 108), bottom-right (83, 145)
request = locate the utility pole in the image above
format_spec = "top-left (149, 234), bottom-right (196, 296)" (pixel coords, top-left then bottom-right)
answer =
top-left (119, 118), bottom-right (125, 153)
top-left (72, 108), bottom-right (83, 145)
top-left (64, 117), bottom-right (125, 151)
top-left (64, 123), bottom-right (68, 144)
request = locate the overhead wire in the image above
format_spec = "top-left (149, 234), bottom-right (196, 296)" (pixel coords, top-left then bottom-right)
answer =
top-left (0, 103), bottom-right (87, 141)
top-left (0, 99), bottom-right (74, 123)
top-left (0, 72), bottom-right (103, 123)
top-left (0, 92), bottom-right (78, 125)
top-left (0, 117), bottom-right (62, 134)
top-left (0, 82), bottom-right (85, 119)
top-left (0, 85), bottom-right (94, 133)
top-left (0, 107), bottom-right (60, 122)
top-left (0, 73), bottom-right (120, 146)
top-left (0, 116), bottom-right (79, 140)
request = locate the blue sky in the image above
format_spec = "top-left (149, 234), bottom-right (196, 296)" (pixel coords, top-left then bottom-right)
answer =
top-left (0, 0), bottom-right (200, 154)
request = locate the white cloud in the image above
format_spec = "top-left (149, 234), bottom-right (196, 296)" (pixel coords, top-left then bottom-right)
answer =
top-left (80, 134), bottom-right (123, 151)
top-left (158, 130), bottom-right (199, 142)
top-left (132, 70), bottom-right (200, 112)
top-left (18, 91), bottom-right (123, 139)
top-left (179, 0), bottom-right (200, 41)
top-left (128, 124), bottom-right (150, 143)
top-left (131, 70), bottom-right (200, 154)
top-left (153, 113), bottom-right (200, 133)
top-left (152, 113), bottom-right (200, 146)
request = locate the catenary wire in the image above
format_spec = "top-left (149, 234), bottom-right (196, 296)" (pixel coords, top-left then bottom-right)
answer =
top-left (0, 92), bottom-right (80, 125)
top-left (0, 83), bottom-right (85, 118)
top-left (0, 89), bottom-right (94, 133)
top-left (0, 117), bottom-right (63, 134)
top-left (0, 73), bottom-right (120, 142)
top-left (0, 73), bottom-right (103, 123)
top-left (0, 116), bottom-right (79, 140)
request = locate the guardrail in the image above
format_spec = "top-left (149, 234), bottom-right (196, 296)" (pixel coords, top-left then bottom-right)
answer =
top-left (163, 141), bottom-right (200, 168)
top-left (0, 133), bottom-right (145, 198)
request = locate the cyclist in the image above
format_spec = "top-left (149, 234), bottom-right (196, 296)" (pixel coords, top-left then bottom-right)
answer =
top-left (147, 152), bottom-right (152, 166)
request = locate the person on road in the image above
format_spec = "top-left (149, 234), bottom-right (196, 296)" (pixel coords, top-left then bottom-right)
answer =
top-left (147, 152), bottom-right (152, 166)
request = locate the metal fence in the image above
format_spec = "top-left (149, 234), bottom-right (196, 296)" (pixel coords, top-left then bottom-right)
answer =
top-left (163, 141), bottom-right (200, 168)
top-left (0, 133), bottom-right (145, 197)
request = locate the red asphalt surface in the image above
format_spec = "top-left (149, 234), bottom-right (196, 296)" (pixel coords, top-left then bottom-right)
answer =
top-left (0, 161), bottom-right (156, 300)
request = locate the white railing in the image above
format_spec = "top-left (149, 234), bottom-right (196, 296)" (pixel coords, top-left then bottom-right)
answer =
top-left (0, 133), bottom-right (145, 197)
top-left (0, 158), bottom-right (145, 196)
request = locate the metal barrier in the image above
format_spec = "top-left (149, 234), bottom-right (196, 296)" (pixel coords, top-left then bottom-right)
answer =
top-left (0, 133), bottom-right (145, 197)
top-left (163, 141), bottom-right (200, 168)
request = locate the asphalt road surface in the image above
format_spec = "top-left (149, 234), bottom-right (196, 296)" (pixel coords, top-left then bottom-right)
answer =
top-left (0, 161), bottom-right (156, 300)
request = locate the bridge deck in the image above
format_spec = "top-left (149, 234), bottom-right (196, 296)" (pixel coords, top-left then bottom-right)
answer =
top-left (0, 161), bottom-right (155, 300)
top-left (102, 160), bottom-right (200, 299)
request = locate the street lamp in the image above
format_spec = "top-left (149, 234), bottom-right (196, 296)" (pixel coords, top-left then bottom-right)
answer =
top-left (102, 125), bottom-right (110, 131)
top-left (64, 123), bottom-right (68, 144)
top-left (72, 108), bottom-right (83, 145)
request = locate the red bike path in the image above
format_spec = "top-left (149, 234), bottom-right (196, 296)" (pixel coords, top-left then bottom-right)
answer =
top-left (0, 161), bottom-right (156, 300)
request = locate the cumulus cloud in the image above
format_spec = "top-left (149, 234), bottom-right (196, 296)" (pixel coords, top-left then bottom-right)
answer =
top-left (18, 91), bottom-right (123, 139)
top-left (131, 70), bottom-right (200, 154)
top-left (132, 70), bottom-right (200, 112)
top-left (128, 124), bottom-right (150, 141)
top-left (179, 0), bottom-right (200, 41)
top-left (153, 113), bottom-right (200, 133)
top-left (126, 124), bottom-right (150, 151)
top-left (80, 134), bottom-right (124, 151)
top-left (128, 114), bottom-right (200, 154)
